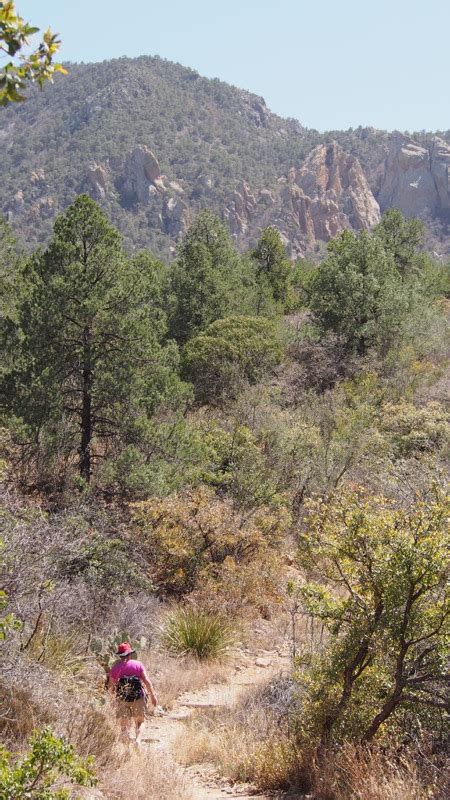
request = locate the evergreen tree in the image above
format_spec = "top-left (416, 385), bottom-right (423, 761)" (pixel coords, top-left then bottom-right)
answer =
top-left (169, 210), bottom-right (240, 343)
top-left (0, 217), bottom-right (24, 374)
top-left (4, 195), bottom-right (184, 484)
top-left (374, 209), bottom-right (425, 275)
top-left (251, 227), bottom-right (291, 313)
top-left (308, 229), bottom-right (406, 354)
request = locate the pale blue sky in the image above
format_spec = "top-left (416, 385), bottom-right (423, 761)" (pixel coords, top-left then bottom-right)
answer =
top-left (18, 0), bottom-right (449, 132)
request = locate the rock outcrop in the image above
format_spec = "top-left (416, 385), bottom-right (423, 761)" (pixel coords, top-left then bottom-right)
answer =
top-left (224, 181), bottom-right (257, 235)
top-left (269, 142), bottom-right (380, 255)
top-left (121, 145), bottom-right (166, 205)
top-left (85, 162), bottom-right (110, 200)
top-left (162, 195), bottom-right (188, 237)
top-left (378, 134), bottom-right (450, 218)
top-left (431, 137), bottom-right (450, 212)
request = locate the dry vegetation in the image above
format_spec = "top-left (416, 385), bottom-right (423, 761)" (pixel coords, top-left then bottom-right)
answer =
top-left (1, 205), bottom-right (449, 799)
top-left (101, 749), bottom-right (191, 800)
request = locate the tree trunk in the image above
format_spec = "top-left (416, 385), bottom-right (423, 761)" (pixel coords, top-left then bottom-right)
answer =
top-left (363, 690), bottom-right (404, 741)
top-left (319, 601), bottom-right (384, 750)
top-left (79, 326), bottom-right (93, 482)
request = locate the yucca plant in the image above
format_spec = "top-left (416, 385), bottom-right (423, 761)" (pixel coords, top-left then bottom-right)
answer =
top-left (162, 608), bottom-right (234, 661)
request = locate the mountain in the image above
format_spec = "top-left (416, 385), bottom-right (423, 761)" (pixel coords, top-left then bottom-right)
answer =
top-left (1, 55), bottom-right (450, 259)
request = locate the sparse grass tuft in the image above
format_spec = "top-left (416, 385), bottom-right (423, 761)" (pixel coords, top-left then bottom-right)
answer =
top-left (162, 608), bottom-right (234, 661)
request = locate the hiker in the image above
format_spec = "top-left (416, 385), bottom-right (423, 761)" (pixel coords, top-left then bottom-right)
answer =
top-left (106, 641), bottom-right (158, 743)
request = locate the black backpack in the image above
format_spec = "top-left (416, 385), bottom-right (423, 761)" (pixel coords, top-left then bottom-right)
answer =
top-left (116, 675), bottom-right (144, 702)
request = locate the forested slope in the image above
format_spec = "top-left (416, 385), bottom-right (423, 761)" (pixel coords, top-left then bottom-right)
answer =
top-left (1, 55), bottom-right (449, 258)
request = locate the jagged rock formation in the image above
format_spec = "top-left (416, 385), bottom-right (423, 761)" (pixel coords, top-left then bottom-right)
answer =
top-left (278, 142), bottom-right (380, 250)
top-left (162, 195), bottom-right (188, 237)
top-left (224, 181), bottom-right (257, 235)
top-left (379, 134), bottom-right (450, 219)
top-left (223, 143), bottom-right (380, 256)
top-left (431, 138), bottom-right (450, 213)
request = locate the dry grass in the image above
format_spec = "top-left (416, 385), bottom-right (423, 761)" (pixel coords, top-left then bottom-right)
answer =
top-left (175, 677), bottom-right (300, 790)
top-left (0, 680), bottom-right (55, 742)
top-left (142, 649), bottom-right (229, 709)
top-left (101, 748), bottom-right (191, 800)
top-left (310, 744), bottom-right (433, 800)
top-left (62, 701), bottom-right (120, 769)
top-left (175, 678), bottom-right (441, 799)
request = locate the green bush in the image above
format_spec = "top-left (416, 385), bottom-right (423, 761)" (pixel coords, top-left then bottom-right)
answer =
top-left (182, 315), bottom-right (282, 403)
top-left (0, 727), bottom-right (96, 800)
top-left (162, 608), bottom-right (234, 660)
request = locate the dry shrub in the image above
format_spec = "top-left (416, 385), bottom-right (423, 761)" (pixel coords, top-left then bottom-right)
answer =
top-left (131, 487), bottom-right (287, 611)
top-left (309, 744), bottom-right (432, 800)
top-left (0, 680), bottom-right (55, 743)
top-left (62, 700), bottom-right (119, 769)
top-left (176, 676), bottom-right (301, 790)
top-left (143, 649), bottom-right (228, 709)
top-left (102, 748), bottom-right (191, 800)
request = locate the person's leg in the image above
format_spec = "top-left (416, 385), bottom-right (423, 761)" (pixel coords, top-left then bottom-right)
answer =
top-left (133, 698), bottom-right (147, 743)
top-left (116, 700), bottom-right (132, 741)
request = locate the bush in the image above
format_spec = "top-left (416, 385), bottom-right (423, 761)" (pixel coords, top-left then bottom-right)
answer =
top-left (182, 315), bottom-right (282, 404)
top-left (295, 486), bottom-right (449, 747)
top-left (132, 486), bottom-right (287, 605)
top-left (162, 607), bottom-right (234, 660)
top-left (0, 727), bottom-right (96, 800)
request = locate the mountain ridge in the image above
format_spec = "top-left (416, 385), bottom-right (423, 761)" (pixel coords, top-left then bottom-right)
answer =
top-left (1, 54), bottom-right (449, 258)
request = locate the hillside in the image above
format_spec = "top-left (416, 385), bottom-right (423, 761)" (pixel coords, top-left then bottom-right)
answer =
top-left (1, 55), bottom-right (450, 259)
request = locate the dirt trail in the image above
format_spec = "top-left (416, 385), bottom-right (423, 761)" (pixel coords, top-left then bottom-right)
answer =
top-left (142, 650), bottom-right (290, 800)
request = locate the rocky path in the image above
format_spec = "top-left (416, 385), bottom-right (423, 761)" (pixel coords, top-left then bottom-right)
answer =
top-left (142, 650), bottom-right (289, 800)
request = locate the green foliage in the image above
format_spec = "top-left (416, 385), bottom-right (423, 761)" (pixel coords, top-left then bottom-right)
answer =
top-left (169, 210), bottom-right (242, 343)
top-left (3, 195), bottom-right (188, 487)
top-left (62, 535), bottom-right (153, 595)
top-left (0, 589), bottom-right (21, 640)
top-left (296, 487), bottom-right (449, 746)
top-left (0, 536), bottom-right (21, 640)
top-left (308, 228), bottom-right (407, 354)
top-left (0, 1), bottom-right (66, 106)
top-left (374, 209), bottom-right (425, 275)
top-left (182, 315), bottom-right (283, 403)
top-left (162, 607), bottom-right (234, 660)
top-left (250, 227), bottom-right (292, 312)
top-left (0, 727), bottom-right (96, 799)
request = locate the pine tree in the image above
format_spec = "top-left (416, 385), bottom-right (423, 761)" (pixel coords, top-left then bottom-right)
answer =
top-left (169, 210), bottom-right (240, 343)
top-left (5, 195), bottom-right (182, 484)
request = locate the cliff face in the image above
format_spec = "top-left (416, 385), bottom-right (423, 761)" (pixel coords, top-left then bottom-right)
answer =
top-left (275, 143), bottom-right (381, 255)
top-left (1, 56), bottom-right (449, 258)
top-left (378, 134), bottom-right (450, 219)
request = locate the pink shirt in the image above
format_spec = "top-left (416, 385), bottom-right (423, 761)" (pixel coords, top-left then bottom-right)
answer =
top-left (109, 659), bottom-right (145, 685)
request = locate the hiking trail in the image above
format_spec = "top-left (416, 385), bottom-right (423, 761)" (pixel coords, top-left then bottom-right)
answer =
top-left (142, 648), bottom-right (291, 800)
